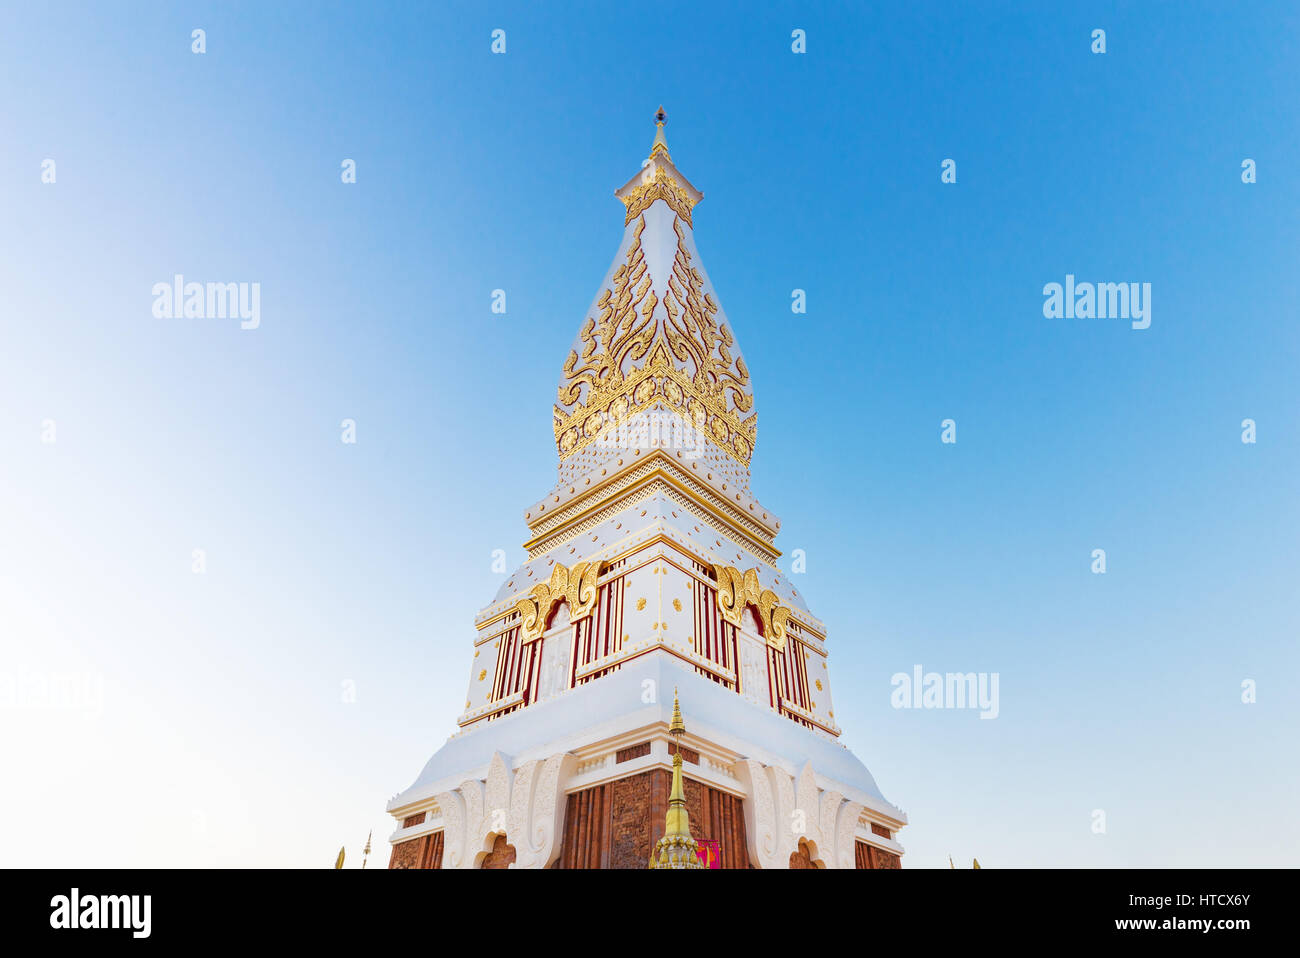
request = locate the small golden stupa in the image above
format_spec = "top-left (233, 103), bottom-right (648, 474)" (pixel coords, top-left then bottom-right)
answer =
top-left (649, 689), bottom-right (706, 869)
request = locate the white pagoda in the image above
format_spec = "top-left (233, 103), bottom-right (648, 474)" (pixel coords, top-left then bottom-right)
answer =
top-left (385, 109), bottom-right (907, 869)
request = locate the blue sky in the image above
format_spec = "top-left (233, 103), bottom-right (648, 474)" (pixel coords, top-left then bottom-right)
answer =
top-left (1, 1), bottom-right (1296, 867)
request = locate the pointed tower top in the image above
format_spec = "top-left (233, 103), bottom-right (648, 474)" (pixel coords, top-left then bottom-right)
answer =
top-left (555, 111), bottom-right (755, 478)
top-left (669, 686), bottom-right (685, 736)
top-left (650, 105), bottom-right (671, 160)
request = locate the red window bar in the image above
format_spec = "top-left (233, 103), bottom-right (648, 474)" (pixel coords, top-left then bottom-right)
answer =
top-left (692, 578), bottom-right (739, 690)
top-left (767, 636), bottom-right (814, 729)
top-left (486, 625), bottom-right (540, 721)
top-left (570, 575), bottom-right (625, 687)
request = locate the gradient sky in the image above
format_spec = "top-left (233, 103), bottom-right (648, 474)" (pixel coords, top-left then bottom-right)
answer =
top-left (1, 1), bottom-right (1296, 868)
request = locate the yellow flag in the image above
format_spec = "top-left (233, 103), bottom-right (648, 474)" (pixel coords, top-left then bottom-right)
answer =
top-left (335, 846), bottom-right (346, 869)
top-left (973, 858), bottom-right (981, 869)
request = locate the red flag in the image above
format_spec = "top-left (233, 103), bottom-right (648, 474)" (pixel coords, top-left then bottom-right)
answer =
top-left (696, 840), bottom-right (721, 869)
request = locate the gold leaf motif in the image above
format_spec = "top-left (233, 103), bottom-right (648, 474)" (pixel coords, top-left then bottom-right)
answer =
top-left (713, 563), bottom-right (792, 651)
top-left (672, 598), bottom-right (682, 612)
top-left (636, 597), bottom-right (646, 611)
top-left (620, 166), bottom-right (696, 226)
top-left (553, 211), bottom-right (757, 467)
top-left (479, 669), bottom-right (487, 681)
top-left (514, 561), bottom-right (604, 642)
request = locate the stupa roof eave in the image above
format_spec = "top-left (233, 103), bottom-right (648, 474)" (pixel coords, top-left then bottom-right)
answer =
top-left (614, 152), bottom-right (703, 205)
top-left (388, 654), bottom-right (898, 814)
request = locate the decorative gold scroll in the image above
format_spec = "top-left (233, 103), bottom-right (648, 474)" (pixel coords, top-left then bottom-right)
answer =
top-left (713, 564), bottom-right (791, 651)
top-left (515, 561), bottom-right (604, 642)
top-left (620, 166), bottom-right (696, 226)
top-left (554, 215), bottom-right (757, 467)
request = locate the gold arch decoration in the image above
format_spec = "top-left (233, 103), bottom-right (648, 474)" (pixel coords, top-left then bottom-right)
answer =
top-left (515, 561), bottom-right (604, 643)
top-left (713, 564), bottom-right (791, 651)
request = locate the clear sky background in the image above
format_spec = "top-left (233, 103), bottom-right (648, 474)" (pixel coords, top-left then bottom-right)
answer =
top-left (1, 1), bottom-right (1296, 868)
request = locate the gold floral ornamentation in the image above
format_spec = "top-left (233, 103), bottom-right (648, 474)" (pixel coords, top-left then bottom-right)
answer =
top-left (514, 561), bottom-right (604, 643)
top-left (620, 165), bottom-right (696, 226)
top-left (554, 216), bottom-right (757, 467)
top-left (663, 217), bottom-right (751, 418)
top-left (556, 215), bottom-right (656, 419)
top-left (713, 564), bottom-right (792, 651)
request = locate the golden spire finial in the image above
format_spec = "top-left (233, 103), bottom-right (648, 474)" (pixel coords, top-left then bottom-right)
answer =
top-left (649, 688), bottom-right (705, 868)
top-left (650, 105), bottom-right (671, 161)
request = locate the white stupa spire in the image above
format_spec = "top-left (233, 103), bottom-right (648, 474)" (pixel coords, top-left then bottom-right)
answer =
top-left (384, 111), bottom-right (909, 872)
top-left (553, 107), bottom-right (757, 489)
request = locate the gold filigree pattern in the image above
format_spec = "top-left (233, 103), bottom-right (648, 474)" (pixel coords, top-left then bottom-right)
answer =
top-left (515, 561), bottom-right (604, 643)
top-left (554, 213), bottom-right (758, 467)
top-left (713, 564), bottom-right (792, 651)
top-left (664, 217), bottom-right (751, 417)
top-left (557, 216), bottom-right (656, 414)
top-left (620, 166), bottom-right (695, 226)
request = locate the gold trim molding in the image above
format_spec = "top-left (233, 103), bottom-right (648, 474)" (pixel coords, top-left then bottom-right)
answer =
top-left (714, 564), bottom-right (792, 651)
top-left (515, 561), bottom-right (604, 643)
top-left (523, 471), bottom-right (780, 565)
